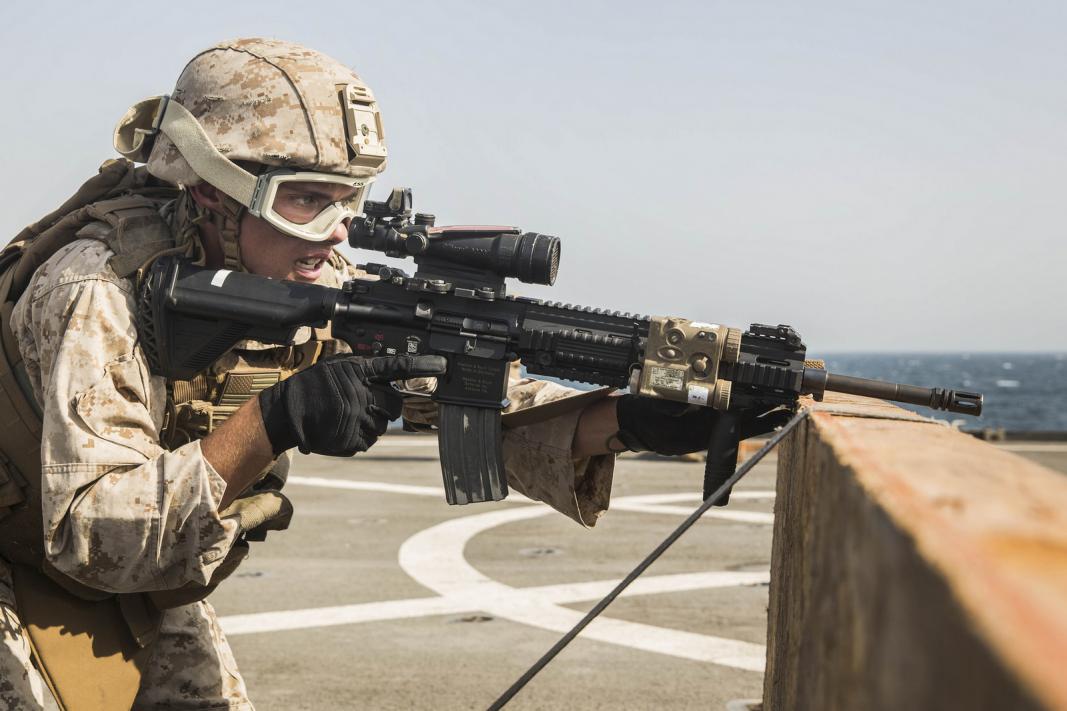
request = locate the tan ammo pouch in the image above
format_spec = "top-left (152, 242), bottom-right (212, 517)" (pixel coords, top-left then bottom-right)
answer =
top-left (13, 565), bottom-right (155, 711)
top-left (11, 528), bottom-right (271, 711)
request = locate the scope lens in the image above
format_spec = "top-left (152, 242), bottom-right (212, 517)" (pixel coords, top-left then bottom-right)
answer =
top-left (514, 232), bottom-right (560, 285)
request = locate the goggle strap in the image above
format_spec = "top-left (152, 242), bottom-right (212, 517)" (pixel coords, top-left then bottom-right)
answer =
top-left (159, 100), bottom-right (258, 206)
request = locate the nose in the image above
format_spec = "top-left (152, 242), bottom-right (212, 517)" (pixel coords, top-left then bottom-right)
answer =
top-left (326, 220), bottom-right (348, 245)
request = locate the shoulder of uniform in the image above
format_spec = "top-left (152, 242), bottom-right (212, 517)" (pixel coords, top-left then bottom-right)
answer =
top-left (49, 237), bottom-right (118, 269)
top-left (26, 238), bottom-right (130, 299)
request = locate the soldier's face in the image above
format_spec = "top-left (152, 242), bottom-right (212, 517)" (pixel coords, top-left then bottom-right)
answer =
top-left (238, 182), bottom-right (356, 282)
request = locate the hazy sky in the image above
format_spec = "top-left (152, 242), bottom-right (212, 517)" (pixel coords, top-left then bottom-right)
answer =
top-left (1, 0), bottom-right (1063, 351)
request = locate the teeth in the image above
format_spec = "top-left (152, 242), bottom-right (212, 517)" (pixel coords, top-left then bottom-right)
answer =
top-left (296, 257), bottom-right (323, 269)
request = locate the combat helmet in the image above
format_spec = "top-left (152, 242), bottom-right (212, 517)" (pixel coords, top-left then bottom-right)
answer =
top-left (113, 38), bottom-right (388, 268)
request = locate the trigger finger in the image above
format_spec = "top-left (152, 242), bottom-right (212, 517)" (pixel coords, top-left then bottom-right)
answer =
top-left (364, 355), bottom-right (448, 384)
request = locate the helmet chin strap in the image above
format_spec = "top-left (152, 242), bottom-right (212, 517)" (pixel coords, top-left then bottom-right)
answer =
top-left (213, 193), bottom-right (247, 272)
top-left (172, 187), bottom-right (247, 271)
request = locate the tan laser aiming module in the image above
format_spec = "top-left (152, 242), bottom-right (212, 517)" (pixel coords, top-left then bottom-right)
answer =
top-left (631, 317), bottom-right (744, 411)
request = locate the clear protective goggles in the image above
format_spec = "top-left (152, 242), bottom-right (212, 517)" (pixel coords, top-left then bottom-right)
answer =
top-left (114, 95), bottom-right (375, 242)
top-left (249, 170), bottom-right (368, 242)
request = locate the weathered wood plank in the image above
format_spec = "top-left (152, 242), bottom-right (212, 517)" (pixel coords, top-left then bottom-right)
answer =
top-left (764, 394), bottom-right (1067, 711)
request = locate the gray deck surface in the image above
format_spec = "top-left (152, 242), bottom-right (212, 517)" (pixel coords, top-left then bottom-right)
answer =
top-left (214, 438), bottom-right (775, 710)
top-left (209, 438), bottom-right (1067, 710)
top-left (35, 438), bottom-right (1067, 710)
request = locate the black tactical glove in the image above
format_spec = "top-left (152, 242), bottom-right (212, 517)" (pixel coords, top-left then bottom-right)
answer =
top-left (614, 395), bottom-right (792, 455)
top-left (258, 355), bottom-right (447, 456)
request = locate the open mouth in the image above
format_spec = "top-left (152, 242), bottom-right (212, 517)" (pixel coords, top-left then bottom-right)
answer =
top-left (295, 256), bottom-right (327, 271)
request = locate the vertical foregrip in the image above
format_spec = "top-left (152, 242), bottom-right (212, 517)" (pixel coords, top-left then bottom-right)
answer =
top-left (703, 411), bottom-right (741, 505)
top-left (437, 404), bottom-right (508, 504)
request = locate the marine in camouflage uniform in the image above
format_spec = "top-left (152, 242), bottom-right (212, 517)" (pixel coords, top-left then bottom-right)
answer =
top-left (0, 39), bottom-right (616, 710)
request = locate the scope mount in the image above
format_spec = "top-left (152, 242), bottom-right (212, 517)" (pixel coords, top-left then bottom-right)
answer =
top-left (353, 262), bottom-right (507, 302)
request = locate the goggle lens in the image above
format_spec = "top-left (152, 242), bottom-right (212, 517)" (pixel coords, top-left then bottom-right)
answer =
top-left (272, 183), bottom-right (363, 226)
top-left (249, 171), bottom-right (371, 242)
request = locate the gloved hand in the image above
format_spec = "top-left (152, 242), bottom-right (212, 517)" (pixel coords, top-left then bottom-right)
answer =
top-left (614, 395), bottom-right (792, 455)
top-left (220, 490), bottom-right (294, 536)
top-left (258, 355), bottom-right (447, 456)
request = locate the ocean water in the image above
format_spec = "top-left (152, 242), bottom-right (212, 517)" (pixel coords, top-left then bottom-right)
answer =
top-left (821, 353), bottom-right (1067, 432)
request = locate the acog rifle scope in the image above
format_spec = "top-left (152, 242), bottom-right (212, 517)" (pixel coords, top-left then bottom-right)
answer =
top-left (348, 190), bottom-right (560, 286)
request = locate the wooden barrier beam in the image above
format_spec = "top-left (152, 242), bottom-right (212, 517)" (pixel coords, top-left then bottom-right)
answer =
top-left (764, 394), bottom-right (1067, 711)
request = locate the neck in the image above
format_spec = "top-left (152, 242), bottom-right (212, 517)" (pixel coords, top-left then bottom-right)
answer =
top-left (199, 221), bottom-right (225, 269)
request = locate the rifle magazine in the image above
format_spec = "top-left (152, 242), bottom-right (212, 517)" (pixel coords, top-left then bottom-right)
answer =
top-left (437, 404), bottom-right (508, 504)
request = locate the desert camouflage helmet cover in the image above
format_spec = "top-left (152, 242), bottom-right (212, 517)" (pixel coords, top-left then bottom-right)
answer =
top-left (145, 37), bottom-right (387, 185)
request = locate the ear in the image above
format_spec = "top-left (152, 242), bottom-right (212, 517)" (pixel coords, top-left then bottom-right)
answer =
top-left (188, 182), bottom-right (226, 211)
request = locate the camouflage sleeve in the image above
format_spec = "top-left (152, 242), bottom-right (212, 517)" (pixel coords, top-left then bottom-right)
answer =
top-left (402, 366), bottom-right (615, 527)
top-left (499, 377), bottom-right (614, 527)
top-left (10, 240), bottom-right (239, 593)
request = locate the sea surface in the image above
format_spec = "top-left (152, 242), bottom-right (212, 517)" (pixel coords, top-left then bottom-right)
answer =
top-left (820, 353), bottom-right (1066, 432)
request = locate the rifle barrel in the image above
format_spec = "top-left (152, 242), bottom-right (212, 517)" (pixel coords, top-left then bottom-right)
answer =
top-left (802, 369), bottom-right (983, 416)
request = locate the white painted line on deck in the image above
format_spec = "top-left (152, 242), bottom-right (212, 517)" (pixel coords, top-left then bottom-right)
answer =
top-left (529, 570), bottom-right (769, 601)
top-left (721, 490), bottom-right (776, 500)
top-left (996, 443), bottom-right (1067, 453)
top-left (221, 487), bottom-right (771, 671)
top-left (617, 491), bottom-right (776, 502)
top-left (368, 437), bottom-right (441, 447)
top-left (286, 479), bottom-right (770, 522)
top-left (287, 477), bottom-right (442, 498)
top-left (613, 502), bottom-right (774, 523)
top-left (287, 476), bottom-right (534, 503)
top-left (610, 492), bottom-right (775, 523)
top-left (397, 502), bottom-right (767, 671)
top-left (219, 570), bottom-right (769, 637)
top-left (221, 596), bottom-right (471, 635)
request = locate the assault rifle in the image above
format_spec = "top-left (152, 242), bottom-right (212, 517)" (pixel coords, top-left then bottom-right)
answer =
top-left (139, 188), bottom-right (983, 506)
